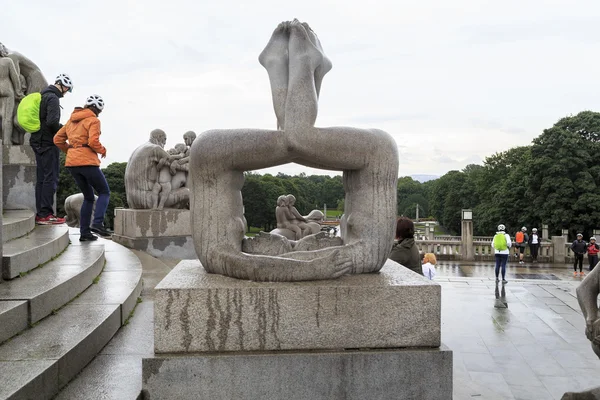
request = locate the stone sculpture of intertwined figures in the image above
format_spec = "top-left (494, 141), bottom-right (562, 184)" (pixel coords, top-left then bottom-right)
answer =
top-left (189, 20), bottom-right (399, 281)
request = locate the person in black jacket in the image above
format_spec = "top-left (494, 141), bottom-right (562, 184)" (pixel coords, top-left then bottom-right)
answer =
top-left (30, 73), bottom-right (73, 225)
top-left (571, 233), bottom-right (587, 277)
top-left (528, 227), bottom-right (541, 263)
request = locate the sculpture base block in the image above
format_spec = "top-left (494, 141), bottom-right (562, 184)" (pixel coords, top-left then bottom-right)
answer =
top-left (142, 346), bottom-right (453, 400)
top-left (112, 208), bottom-right (195, 259)
top-left (3, 145), bottom-right (36, 211)
top-left (154, 259), bottom-right (441, 353)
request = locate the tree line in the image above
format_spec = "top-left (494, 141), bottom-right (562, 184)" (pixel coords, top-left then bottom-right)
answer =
top-left (55, 111), bottom-right (600, 238)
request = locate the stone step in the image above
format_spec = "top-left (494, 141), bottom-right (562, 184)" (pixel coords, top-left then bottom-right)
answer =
top-left (0, 237), bottom-right (144, 400)
top-left (0, 301), bottom-right (28, 344)
top-left (0, 303), bottom-right (121, 400)
top-left (2, 209), bottom-right (35, 243)
top-left (2, 225), bottom-right (70, 280)
top-left (0, 240), bottom-right (105, 326)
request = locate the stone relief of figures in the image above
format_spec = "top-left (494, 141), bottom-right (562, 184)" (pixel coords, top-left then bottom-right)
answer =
top-left (124, 129), bottom-right (195, 210)
top-left (189, 20), bottom-right (398, 282)
top-left (0, 42), bottom-right (48, 144)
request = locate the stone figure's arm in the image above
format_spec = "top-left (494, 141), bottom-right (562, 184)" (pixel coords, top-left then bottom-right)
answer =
top-left (53, 124), bottom-right (70, 152)
top-left (576, 267), bottom-right (600, 339)
top-left (7, 59), bottom-right (24, 99)
top-left (213, 249), bottom-right (352, 282)
top-left (87, 119), bottom-right (106, 157)
top-left (290, 206), bottom-right (306, 222)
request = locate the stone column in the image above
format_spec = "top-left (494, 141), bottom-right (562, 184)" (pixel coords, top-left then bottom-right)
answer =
top-left (542, 224), bottom-right (549, 241)
top-left (562, 229), bottom-right (569, 240)
top-left (461, 209), bottom-right (474, 261)
top-left (552, 236), bottom-right (567, 263)
top-left (594, 229), bottom-right (600, 238)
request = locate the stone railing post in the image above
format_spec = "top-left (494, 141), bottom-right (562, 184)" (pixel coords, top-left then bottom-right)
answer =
top-left (552, 236), bottom-right (567, 263)
top-left (542, 224), bottom-right (549, 241)
top-left (461, 209), bottom-right (474, 261)
top-left (594, 229), bottom-right (600, 238)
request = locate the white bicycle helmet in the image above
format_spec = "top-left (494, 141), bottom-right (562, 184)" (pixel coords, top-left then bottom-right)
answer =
top-left (55, 73), bottom-right (73, 92)
top-left (591, 237), bottom-right (597, 241)
top-left (85, 94), bottom-right (104, 111)
top-left (521, 226), bottom-right (527, 231)
top-left (577, 233), bottom-right (583, 237)
top-left (498, 224), bottom-right (505, 231)
top-left (532, 228), bottom-right (537, 232)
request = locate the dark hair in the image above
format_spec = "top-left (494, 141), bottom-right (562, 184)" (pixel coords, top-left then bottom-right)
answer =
top-left (84, 104), bottom-right (101, 116)
top-left (395, 216), bottom-right (414, 240)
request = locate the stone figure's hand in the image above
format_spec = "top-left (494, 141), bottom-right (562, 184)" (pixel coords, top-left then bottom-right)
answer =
top-left (311, 250), bottom-right (352, 280)
top-left (170, 163), bottom-right (178, 175)
top-left (16, 92), bottom-right (25, 101)
top-left (178, 158), bottom-right (187, 165)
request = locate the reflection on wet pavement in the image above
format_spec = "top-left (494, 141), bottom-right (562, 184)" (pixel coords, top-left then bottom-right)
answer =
top-left (438, 262), bottom-right (600, 399)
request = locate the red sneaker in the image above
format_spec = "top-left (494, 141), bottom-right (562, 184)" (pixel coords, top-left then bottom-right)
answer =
top-left (36, 215), bottom-right (66, 225)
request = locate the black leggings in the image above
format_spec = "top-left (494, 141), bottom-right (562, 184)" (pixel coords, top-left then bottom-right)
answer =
top-left (574, 254), bottom-right (584, 272)
top-left (590, 255), bottom-right (599, 271)
top-left (530, 244), bottom-right (539, 260)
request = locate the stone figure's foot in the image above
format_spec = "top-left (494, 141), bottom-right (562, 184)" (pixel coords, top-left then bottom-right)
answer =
top-left (288, 19), bottom-right (323, 77)
top-left (259, 21), bottom-right (290, 130)
top-left (301, 22), bottom-right (332, 97)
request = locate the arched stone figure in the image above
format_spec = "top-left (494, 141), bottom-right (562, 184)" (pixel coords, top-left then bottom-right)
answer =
top-left (64, 193), bottom-right (97, 228)
top-left (125, 129), bottom-right (189, 209)
top-left (0, 44), bottom-right (24, 144)
top-left (190, 20), bottom-right (398, 282)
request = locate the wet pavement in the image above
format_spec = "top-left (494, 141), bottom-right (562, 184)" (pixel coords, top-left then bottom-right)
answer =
top-left (438, 261), bottom-right (600, 399)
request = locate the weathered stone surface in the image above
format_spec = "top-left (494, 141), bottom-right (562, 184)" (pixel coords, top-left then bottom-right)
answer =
top-left (112, 234), bottom-right (196, 260)
top-left (2, 144), bottom-right (35, 165)
top-left (2, 163), bottom-right (36, 211)
top-left (0, 300), bottom-right (27, 343)
top-left (142, 346), bottom-right (453, 400)
top-left (114, 208), bottom-right (190, 238)
top-left (154, 259), bottom-right (440, 353)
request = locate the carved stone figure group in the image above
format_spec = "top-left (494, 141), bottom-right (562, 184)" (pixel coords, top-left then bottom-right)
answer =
top-left (124, 130), bottom-right (195, 210)
top-left (0, 42), bottom-right (48, 144)
top-left (272, 194), bottom-right (321, 240)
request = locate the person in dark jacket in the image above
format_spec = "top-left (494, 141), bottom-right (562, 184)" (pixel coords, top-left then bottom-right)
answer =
top-left (571, 233), bottom-right (587, 277)
top-left (389, 216), bottom-right (422, 275)
top-left (30, 73), bottom-right (73, 225)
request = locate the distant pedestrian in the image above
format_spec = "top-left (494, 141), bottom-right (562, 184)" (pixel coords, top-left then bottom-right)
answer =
top-left (492, 224), bottom-right (512, 284)
top-left (421, 253), bottom-right (437, 280)
top-left (571, 233), bottom-right (587, 277)
top-left (528, 227), bottom-right (541, 263)
top-left (588, 237), bottom-right (599, 271)
top-left (389, 216), bottom-right (422, 275)
top-left (514, 227), bottom-right (528, 264)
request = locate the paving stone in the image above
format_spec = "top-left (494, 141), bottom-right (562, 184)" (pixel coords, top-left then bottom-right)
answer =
top-left (468, 371), bottom-right (514, 399)
top-left (509, 384), bottom-right (553, 400)
top-left (462, 352), bottom-right (500, 373)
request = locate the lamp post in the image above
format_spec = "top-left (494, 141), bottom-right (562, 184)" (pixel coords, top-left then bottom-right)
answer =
top-left (461, 209), bottom-right (474, 261)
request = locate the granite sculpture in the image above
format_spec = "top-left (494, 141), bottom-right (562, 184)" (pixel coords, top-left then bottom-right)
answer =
top-left (0, 42), bottom-right (47, 144)
top-left (189, 20), bottom-right (399, 282)
top-left (64, 193), bottom-right (97, 228)
top-left (125, 129), bottom-right (190, 210)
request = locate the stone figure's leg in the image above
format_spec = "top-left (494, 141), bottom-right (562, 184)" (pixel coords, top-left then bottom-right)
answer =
top-left (157, 182), bottom-right (171, 210)
top-left (301, 22), bottom-right (332, 98)
top-left (283, 20), bottom-right (323, 132)
top-left (0, 96), bottom-right (15, 144)
top-left (163, 187), bottom-right (189, 209)
top-left (284, 223), bottom-right (302, 240)
top-left (259, 22), bottom-right (290, 130)
top-left (190, 129), bottom-right (352, 281)
top-left (151, 182), bottom-right (161, 210)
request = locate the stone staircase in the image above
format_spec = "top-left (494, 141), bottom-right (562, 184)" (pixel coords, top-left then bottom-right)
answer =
top-left (0, 210), bottom-right (143, 400)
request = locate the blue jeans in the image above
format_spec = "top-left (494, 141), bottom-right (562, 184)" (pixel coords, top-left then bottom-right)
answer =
top-left (495, 254), bottom-right (508, 279)
top-left (33, 145), bottom-right (60, 218)
top-left (68, 166), bottom-right (110, 235)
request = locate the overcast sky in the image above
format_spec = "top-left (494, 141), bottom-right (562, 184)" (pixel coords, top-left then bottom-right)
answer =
top-left (5, 1), bottom-right (600, 178)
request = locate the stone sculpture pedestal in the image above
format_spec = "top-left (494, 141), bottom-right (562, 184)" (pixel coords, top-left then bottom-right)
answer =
top-left (112, 208), bottom-right (196, 259)
top-left (142, 260), bottom-right (453, 399)
top-left (2, 145), bottom-right (36, 212)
